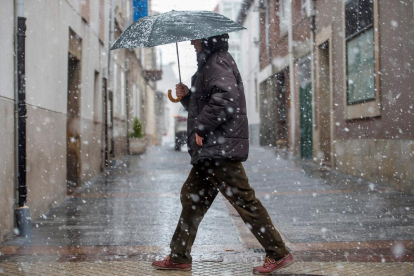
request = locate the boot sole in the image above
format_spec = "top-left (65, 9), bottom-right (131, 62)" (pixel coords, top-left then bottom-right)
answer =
top-left (253, 259), bottom-right (295, 275)
top-left (151, 264), bottom-right (192, 271)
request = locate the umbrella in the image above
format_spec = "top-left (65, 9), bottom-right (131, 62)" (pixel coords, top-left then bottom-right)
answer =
top-left (110, 10), bottom-right (245, 102)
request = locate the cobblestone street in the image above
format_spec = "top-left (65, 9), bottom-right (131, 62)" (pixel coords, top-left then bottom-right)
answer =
top-left (1, 146), bottom-right (414, 275)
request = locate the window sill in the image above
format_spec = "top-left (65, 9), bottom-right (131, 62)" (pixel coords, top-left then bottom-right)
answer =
top-left (345, 98), bottom-right (381, 120)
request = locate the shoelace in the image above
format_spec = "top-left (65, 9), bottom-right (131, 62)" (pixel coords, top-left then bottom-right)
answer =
top-left (264, 257), bottom-right (276, 267)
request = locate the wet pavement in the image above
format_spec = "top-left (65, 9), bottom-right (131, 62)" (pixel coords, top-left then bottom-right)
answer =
top-left (1, 145), bottom-right (414, 275)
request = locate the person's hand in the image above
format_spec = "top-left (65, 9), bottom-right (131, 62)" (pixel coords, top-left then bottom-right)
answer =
top-left (176, 83), bottom-right (189, 98)
top-left (196, 133), bottom-right (204, 146)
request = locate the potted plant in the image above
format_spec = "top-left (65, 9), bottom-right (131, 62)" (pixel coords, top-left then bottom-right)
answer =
top-left (129, 117), bottom-right (147, 154)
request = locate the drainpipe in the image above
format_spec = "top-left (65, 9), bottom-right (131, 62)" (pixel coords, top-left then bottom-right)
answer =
top-left (125, 59), bottom-right (130, 154)
top-left (108, 0), bottom-right (116, 163)
top-left (310, 0), bottom-right (316, 160)
top-left (15, 0), bottom-right (32, 238)
top-left (265, 0), bottom-right (271, 65)
top-left (287, 0), bottom-right (296, 154)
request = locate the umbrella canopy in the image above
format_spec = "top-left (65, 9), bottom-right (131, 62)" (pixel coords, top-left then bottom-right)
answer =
top-left (110, 10), bottom-right (245, 50)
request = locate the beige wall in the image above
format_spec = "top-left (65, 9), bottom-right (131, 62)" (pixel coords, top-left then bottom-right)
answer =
top-left (335, 139), bottom-right (414, 195)
top-left (0, 1), bottom-right (14, 100)
top-left (26, 106), bottom-right (67, 216)
top-left (23, 0), bottom-right (110, 210)
top-left (0, 0), bottom-right (110, 244)
top-left (0, 0), bottom-right (156, 244)
top-left (0, 99), bottom-right (15, 242)
top-left (0, 1), bottom-right (16, 243)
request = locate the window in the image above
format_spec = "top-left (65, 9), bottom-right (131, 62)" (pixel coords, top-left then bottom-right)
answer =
top-left (265, 0), bottom-right (270, 62)
top-left (99, 0), bottom-right (105, 42)
top-left (126, 0), bottom-right (130, 20)
top-left (301, 0), bottom-right (309, 15)
top-left (93, 71), bottom-right (100, 123)
top-left (255, 78), bottom-right (259, 111)
top-left (345, 0), bottom-right (375, 104)
top-left (133, 84), bottom-right (141, 119)
top-left (133, 84), bottom-right (137, 118)
top-left (279, 0), bottom-right (290, 34)
top-left (113, 63), bottom-right (118, 110)
top-left (231, 45), bottom-right (240, 67)
top-left (121, 71), bottom-right (125, 116)
top-left (81, 0), bottom-right (90, 22)
top-left (223, 2), bottom-right (233, 19)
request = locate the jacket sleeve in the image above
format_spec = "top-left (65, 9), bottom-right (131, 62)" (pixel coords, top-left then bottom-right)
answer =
top-left (180, 93), bottom-right (190, 111)
top-left (194, 59), bottom-right (239, 137)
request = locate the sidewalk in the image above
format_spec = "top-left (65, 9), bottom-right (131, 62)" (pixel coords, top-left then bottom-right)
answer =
top-left (1, 146), bottom-right (414, 275)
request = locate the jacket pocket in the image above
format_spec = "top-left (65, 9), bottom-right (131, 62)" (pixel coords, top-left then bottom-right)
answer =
top-left (188, 130), bottom-right (201, 152)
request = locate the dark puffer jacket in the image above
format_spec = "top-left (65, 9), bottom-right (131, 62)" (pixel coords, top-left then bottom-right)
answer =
top-left (180, 34), bottom-right (249, 164)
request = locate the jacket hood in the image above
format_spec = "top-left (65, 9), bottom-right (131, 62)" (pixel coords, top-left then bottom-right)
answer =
top-left (196, 33), bottom-right (229, 71)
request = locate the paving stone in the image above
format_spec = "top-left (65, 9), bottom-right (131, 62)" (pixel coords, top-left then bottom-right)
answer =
top-left (1, 261), bottom-right (414, 275)
top-left (1, 146), bottom-right (414, 275)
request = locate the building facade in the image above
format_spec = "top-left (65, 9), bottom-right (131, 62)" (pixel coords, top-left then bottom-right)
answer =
top-left (216, 0), bottom-right (264, 145)
top-left (0, 0), bottom-right (159, 244)
top-left (255, 0), bottom-right (313, 154)
top-left (214, 0), bottom-right (243, 67)
top-left (313, 0), bottom-right (414, 194)
top-left (240, 0), bottom-right (414, 194)
top-left (237, 0), bottom-right (261, 145)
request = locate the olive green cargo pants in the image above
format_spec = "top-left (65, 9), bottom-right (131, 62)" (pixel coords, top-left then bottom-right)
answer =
top-left (170, 160), bottom-right (290, 264)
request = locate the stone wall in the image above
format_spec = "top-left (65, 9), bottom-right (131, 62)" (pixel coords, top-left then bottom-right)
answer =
top-left (335, 139), bottom-right (414, 195)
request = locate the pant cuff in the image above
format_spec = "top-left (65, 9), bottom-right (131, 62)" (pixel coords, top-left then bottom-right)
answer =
top-left (170, 253), bottom-right (192, 264)
top-left (266, 249), bottom-right (291, 260)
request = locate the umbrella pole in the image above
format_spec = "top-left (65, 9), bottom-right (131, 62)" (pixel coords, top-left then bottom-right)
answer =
top-left (176, 42), bottom-right (182, 83)
top-left (167, 42), bottom-right (183, 103)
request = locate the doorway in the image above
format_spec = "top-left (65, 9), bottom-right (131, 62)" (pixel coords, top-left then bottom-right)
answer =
top-left (298, 58), bottom-right (313, 159)
top-left (67, 29), bottom-right (82, 194)
top-left (317, 41), bottom-right (332, 165)
top-left (259, 79), bottom-right (273, 146)
top-left (102, 78), bottom-right (109, 170)
top-left (66, 53), bottom-right (81, 193)
top-left (275, 70), bottom-right (289, 149)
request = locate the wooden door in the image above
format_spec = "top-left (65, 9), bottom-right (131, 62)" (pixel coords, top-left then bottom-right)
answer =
top-left (67, 54), bottom-right (81, 193)
top-left (318, 41), bottom-right (332, 164)
top-left (299, 59), bottom-right (313, 159)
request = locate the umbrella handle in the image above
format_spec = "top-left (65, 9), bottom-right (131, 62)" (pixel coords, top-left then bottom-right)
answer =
top-left (168, 89), bottom-right (182, 103)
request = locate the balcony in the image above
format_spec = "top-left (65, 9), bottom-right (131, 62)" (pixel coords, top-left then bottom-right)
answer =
top-left (143, 69), bottom-right (162, 81)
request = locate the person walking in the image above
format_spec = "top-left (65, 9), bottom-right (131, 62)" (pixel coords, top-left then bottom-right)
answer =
top-left (152, 34), bottom-right (294, 275)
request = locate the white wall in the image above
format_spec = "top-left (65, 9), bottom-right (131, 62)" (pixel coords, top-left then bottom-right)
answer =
top-left (240, 0), bottom-right (260, 126)
top-left (157, 62), bottom-right (180, 145)
top-left (217, 0), bottom-right (242, 68)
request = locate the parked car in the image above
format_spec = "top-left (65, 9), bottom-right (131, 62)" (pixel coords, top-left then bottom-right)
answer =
top-left (174, 106), bottom-right (188, 151)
